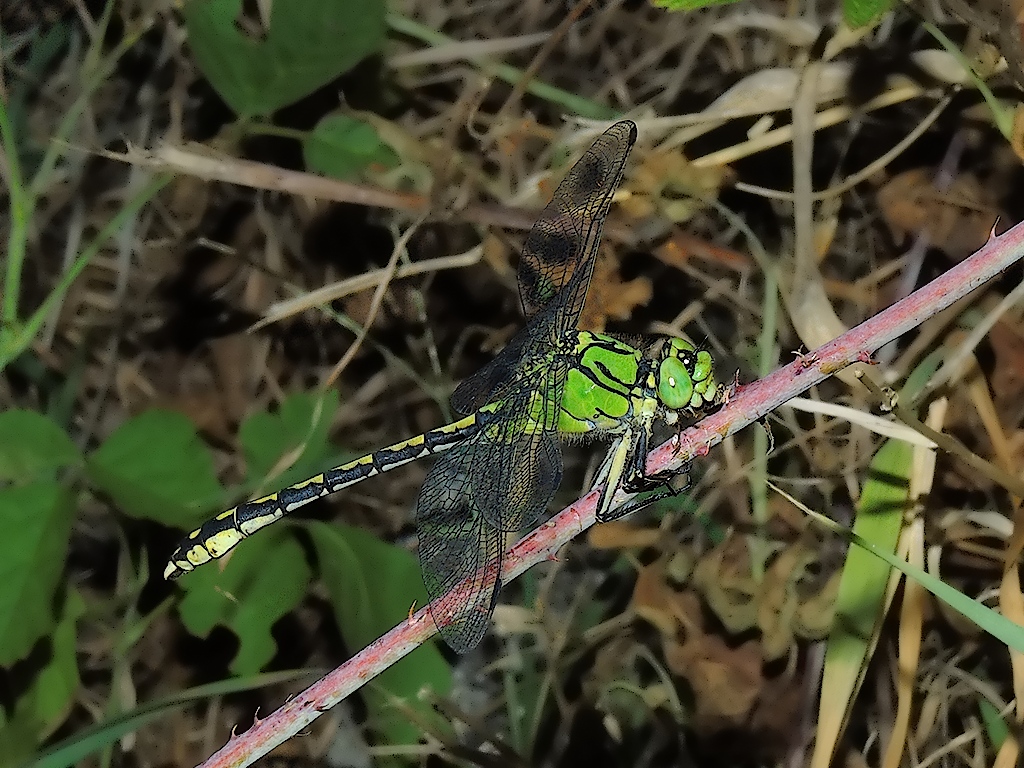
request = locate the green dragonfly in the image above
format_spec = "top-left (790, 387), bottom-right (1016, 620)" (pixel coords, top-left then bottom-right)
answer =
top-left (165, 120), bottom-right (720, 652)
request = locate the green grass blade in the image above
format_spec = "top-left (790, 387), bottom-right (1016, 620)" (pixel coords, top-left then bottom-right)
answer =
top-left (0, 174), bottom-right (169, 372)
top-left (386, 13), bottom-right (617, 121)
top-left (26, 670), bottom-right (316, 768)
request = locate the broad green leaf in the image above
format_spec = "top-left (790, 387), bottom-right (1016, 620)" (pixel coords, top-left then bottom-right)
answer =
top-left (843, 0), bottom-right (894, 28)
top-left (304, 114), bottom-right (399, 180)
top-left (0, 482), bottom-right (75, 665)
top-left (0, 705), bottom-right (34, 768)
top-left (177, 529), bottom-right (311, 676)
top-left (0, 590), bottom-right (84, 765)
top-left (239, 390), bottom-right (339, 490)
top-left (22, 590), bottom-right (82, 739)
top-left (0, 410), bottom-right (80, 482)
top-left (310, 522), bottom-right (452, 746)
top-left (86, 409), bottom-right (223, 527)
top-left (182, 0), bottom-right (387, 118)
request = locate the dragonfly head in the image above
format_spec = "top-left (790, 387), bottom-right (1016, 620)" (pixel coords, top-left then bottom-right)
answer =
top-left (656, 337), bottom-right (718, 412)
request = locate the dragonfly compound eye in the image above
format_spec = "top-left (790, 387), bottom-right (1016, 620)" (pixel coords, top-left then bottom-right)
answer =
top-left (693, 350), bottom-right (714, 383)
top-left (657, 356), bottom-right (695, 410)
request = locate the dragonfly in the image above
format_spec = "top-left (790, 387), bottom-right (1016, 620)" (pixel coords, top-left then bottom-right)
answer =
top-left (164, 120), bottom-right (720, 652)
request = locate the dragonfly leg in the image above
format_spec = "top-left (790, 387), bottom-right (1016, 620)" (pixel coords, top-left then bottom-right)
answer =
top-left (595, 426), bottom-right (691, 523)
top-left (621, 424), bottom-right (688, 493)
top-left (605, 473), bottom-right (690, 519)
top-left (593, 434), bottom-right (633, 523)
top-left (595, 424), bottom-right (692, 523)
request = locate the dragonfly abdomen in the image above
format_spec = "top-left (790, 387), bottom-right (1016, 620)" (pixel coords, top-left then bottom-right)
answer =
top-left (163, 412), bottom-right (480, 579)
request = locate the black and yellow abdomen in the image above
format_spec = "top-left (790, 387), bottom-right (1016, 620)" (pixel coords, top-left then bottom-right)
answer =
top-left (163, 412), bottom-right (481, 579)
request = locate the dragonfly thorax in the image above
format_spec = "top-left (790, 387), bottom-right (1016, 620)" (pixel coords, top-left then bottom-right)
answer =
top-left (558, 332), bottom-right (643, 435)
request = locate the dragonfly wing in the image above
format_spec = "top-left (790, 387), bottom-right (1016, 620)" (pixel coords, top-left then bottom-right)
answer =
top-left (450, 299), bottom-right (562, 415)
top-left (518, 120), bottom-right (637, 336)
top-left (477, 427), bottom-right (562, 533)
top-left (474, 361), bottom-right (565, 533)
top-left (419, 366), bottom-right (565, 651)
top-left (453, 121), bottom-right (637, 414)
top-left (416, 438), bottom-right (503, 653)
top-left (450, 306), bottom-right (543, 415)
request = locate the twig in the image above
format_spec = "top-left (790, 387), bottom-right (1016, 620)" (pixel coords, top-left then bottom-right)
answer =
top-left (322, 216), bottom-right (424, 389)
top-left (249, 247), bottom-right (483, 331)
top-left (486, 0), bottom-right (596, 138)
top-left (857, 374), bottom-right (1024, 498)
top-left (195, 219), bottom-right (1024, 768)
top-left (99, 142), bottom-right (637, 244)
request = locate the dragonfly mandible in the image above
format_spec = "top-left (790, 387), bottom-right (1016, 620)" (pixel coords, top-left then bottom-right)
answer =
top-left (164, 120), bottom-right (720, 652)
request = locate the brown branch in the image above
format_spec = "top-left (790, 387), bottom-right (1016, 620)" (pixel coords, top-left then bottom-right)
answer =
top-left (104, 143), bottom-right (635, 243)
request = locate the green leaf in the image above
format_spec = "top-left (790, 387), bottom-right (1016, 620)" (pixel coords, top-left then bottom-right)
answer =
top-left (310, 522), bottom-right (452, 746)
top-left (23, 590), bottom-right (82, 739)
top-left (0, 590), bottom-right (84, 764)
top-left (0, 482), bottom-right (75, 665)
top-left (843, 0), bottom-right (894, 28)
top-left (304, 114), bottom-right (399, 180)
top-left (0, 591), bottom-right (82, 768)
top-left (86, 409), bottom-right (223, 527)
top-left (182, 0), bottom-right (387, 118)
top-left (239, 390), bottom-right (338, 490)
top-left (177, 529), bottom-right (311, 676)
top-left (0, 410), bottom-right (81, 482)
top-left (0, 716), bottom-right (33, 768)
top-left (978, 697), bottom-right (1008, 750)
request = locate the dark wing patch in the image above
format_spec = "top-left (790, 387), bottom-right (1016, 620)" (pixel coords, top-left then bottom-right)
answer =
top-left (452, 121), bottom-right (637, 413)
top-left (517, 120), bottom-right (637, 337)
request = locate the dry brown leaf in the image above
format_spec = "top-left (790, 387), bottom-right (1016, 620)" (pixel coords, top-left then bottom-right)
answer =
top-left (619, 148), bottom-right (729, 224)
top-left (758, 541), bottom-right (838, 659)
top-left (631, 563), bottom-right (677, 636)
top-left (209, 334), bottom-right (264, 424)
top-left (692, 535), bottom-right (759, 634)
top-left (655, 229), bottom-right (750, 272)
top-left (989, 321), bottom-right (1024, 413)
top-left (747, 666), bottom-right (807, 753)
top-left (577, 248), bottom-right (653, 332)
top-left (664, 632), bottom-right (764, 731)
top-left (587, 520), bottom-right (662, 549)
top-left (155, 390), bottom-right (234, 444)
top-left (877, 168), bottom-right (999, 261)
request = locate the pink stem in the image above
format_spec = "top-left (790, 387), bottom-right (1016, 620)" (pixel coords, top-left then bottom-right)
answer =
top-left (199, 220), bottom-right (1024, 767)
